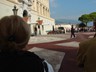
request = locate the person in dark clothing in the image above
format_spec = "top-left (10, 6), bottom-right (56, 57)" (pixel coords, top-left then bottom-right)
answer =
top-left (0, 15), bottom-right (44, 72)
top-left (23, 10), bottom-right (29, 22)
top-left (70, 25), bottom-right (75, 38)
top-left (34, 27), bottom-right (37, 35)
top-left (93, 18), bottom-right (96, 38)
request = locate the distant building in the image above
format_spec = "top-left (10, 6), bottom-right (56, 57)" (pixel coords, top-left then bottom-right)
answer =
top-left (0, 0), bottom-right (55, 35)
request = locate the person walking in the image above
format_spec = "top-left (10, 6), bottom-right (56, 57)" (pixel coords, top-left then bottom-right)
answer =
top-left (34, 26), bottom-right (37, 36)
top-left (70, 25), bottom-right (75, 38)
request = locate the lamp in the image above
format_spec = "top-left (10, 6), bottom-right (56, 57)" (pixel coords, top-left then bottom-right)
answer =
top-left (12, 5), bottom-right (18, 15)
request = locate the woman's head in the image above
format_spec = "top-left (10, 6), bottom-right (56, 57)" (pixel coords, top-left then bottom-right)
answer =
top-left (0, 15), bottom-right (31, 50)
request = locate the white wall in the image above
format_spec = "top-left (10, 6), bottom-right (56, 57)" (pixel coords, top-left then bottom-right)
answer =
top-left (0, 0), bottom-right (14, 18)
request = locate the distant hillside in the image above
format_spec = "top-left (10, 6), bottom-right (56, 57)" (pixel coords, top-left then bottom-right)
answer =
top-left (55, 19), bottom-right (80, 24)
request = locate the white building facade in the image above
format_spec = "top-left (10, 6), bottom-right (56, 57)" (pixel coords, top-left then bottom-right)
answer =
top-left (0, 0), bottom-right (55, 35)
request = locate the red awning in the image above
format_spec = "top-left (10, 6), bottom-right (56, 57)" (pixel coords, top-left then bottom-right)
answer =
top-left (37, 20), bottom-right (43, 25)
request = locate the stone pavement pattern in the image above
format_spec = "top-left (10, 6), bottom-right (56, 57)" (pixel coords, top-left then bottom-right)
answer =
top-left (26, 32), bottom-right (95, 72)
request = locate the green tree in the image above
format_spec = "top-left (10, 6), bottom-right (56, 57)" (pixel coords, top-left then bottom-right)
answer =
top-left (89, 12), bottom-right (96, 21)
top-left (78, 14), bottom-right (91, 26)
top-left (79, 22), bottom-right (86, 32)
top-left (78, 12), bottom-right (96, 27)
top-left (79, 22), bottom-right (86, 27)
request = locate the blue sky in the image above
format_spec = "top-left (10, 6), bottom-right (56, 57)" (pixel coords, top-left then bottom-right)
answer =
top-left (49, 0), bottom-right (96, 20)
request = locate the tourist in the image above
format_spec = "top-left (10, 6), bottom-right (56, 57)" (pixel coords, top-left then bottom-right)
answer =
top-left (0, 15), bottom-right (44, 72)
top-left (70, 25), bottom-right (75, 38)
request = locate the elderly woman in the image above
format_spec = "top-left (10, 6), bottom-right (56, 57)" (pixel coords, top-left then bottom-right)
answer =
top-left (0, 15), bottom-right (44, 72)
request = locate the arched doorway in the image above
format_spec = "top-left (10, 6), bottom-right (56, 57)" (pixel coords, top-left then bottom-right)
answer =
top-left (22, 10), bottom-right (29, 22)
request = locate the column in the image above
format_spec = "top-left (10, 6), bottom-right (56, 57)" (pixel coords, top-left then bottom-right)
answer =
top-left (41, 4), bottom-right (43, 15)
top-left (46, 8), bottom-right (48, 17)
top-left (37, 2), bottom-right (39, 13)
top-left (48, 9), bottom-right (50, 17)
top-left (38, 2), bottom-right (40, 14)
top-left (40, 4), bottom-right (42, 15)
top-left (43, 6), bottom-right (45, 15)
top-left (45, 8), bottom-right (47, 17)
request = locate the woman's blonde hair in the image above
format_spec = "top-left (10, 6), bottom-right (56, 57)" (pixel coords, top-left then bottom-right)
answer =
top-left (0, 15), bottom-right (31, 50)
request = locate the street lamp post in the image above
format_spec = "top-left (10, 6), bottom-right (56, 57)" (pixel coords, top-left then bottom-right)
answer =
top-left (12, 5), bottom-right (18, 15)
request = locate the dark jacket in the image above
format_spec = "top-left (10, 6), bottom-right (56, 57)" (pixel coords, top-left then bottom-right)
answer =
top-left (71, 28), bottom-right (75, 33)
top-left (0, 49), bottom-right (44, 72)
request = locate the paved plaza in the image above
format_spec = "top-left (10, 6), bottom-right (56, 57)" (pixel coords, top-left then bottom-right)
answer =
top-left (26, 32), bottom-right (94, 72)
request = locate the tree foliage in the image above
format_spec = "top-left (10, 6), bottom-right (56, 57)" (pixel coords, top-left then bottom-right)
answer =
top-left (78, 14), bottom-right (91, 26)
top-left (78, 12), bottom-right (96, 26)
top-left (89, 12), bottom-right (96, 21)
top-left (79, 22), bottom-right (86, 27)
